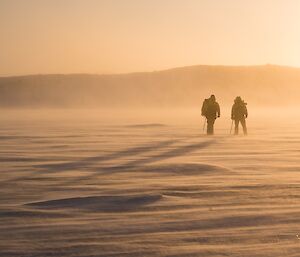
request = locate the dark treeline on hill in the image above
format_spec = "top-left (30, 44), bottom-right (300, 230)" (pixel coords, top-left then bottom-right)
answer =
top-left (0, 65), bottom-right (299, 108)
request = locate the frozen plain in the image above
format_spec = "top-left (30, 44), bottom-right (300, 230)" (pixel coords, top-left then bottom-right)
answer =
top-left (0, 109), bottom-right (300, 257)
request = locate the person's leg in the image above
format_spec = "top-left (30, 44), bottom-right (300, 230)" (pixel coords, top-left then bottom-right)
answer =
top-left (234, 119), bottom-right (239, 135)
top-left (207, 118), bottom-right (215, 135)
top-left (207, 119), bottom-right (212, 135)
top-left (211, 118), bottom-right (215, 135)
top-left (241, 118), bottom-right (247, 135)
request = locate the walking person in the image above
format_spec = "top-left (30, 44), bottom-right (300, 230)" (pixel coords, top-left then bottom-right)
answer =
top-left (201, 95), bottom-right (220, 135)
top-left (231, 96), bottom-right (248, 135)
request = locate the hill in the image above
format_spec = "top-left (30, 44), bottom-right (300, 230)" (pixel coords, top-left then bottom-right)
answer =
top-left (0, 65), bottom-right (299, 108)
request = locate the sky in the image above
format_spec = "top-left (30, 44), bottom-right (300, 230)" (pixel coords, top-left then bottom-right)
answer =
top-left (0, 0), bottom-right (300, 76)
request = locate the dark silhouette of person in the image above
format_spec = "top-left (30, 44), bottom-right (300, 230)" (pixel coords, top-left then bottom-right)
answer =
top-left (201, 95), bottom-right (220, 135)
top-left (231, 96), bottom-right (248, 135)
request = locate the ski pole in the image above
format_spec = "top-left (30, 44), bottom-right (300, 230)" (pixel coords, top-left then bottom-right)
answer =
top-left (203, 117), bottom-right (206, 133)
top-left (230, 119), bottom-right (233, 134)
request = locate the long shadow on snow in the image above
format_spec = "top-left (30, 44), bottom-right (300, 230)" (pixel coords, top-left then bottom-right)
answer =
top-left (4, 140), bottom-right (179, 184)
top-left (65, 140), bottom-right (216, 185)
top-left (105, 140), bottom-right (216, 171)
top-left (34, 139), bottom-right (178, 173)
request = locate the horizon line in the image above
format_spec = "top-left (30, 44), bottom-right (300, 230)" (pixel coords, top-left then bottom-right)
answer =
top-left (1, 63), bottom-right (300, 78)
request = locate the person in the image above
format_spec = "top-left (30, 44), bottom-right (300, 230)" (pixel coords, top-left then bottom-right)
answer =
top-left (201, 95), bottom-right (220, 135)
top-left (231, 96), bottom-right (248, 135)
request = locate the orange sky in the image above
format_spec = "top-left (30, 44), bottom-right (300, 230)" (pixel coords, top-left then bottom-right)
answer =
top-left (0, 0), bottom-right (300, 76)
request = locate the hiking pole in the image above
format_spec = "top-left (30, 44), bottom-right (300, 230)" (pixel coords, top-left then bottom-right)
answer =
top-left (230, 120), bottom-right (233, 135)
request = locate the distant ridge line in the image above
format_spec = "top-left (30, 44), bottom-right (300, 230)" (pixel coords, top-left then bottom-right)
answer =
top-left (1, 64), bottom-right (300, 79)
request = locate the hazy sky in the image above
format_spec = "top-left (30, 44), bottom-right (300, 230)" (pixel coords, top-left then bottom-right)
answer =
top-left (1, 0), bottom-right (300, 76)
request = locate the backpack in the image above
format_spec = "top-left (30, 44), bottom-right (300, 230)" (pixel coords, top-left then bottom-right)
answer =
top-left (201, 99), bottom-right (209, 116)
top-left (234, 101), bottom-right (247, 116)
